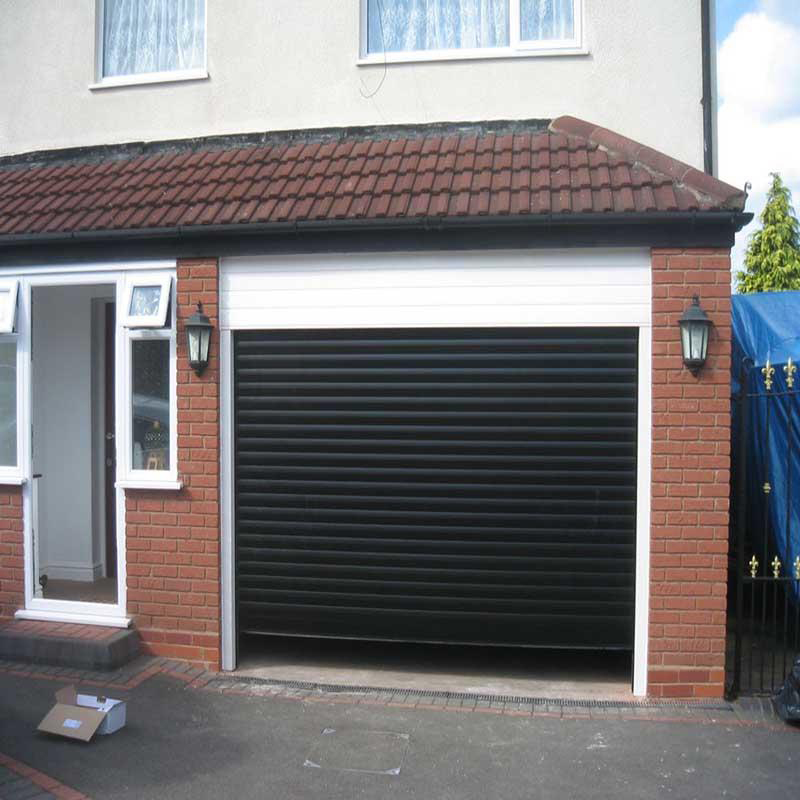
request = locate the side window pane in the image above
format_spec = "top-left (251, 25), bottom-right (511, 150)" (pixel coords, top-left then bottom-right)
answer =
top-left (132, 339), bottom-right (170, 471)
top-left (367, 0), bottom-right (509, 54)
top-left (520, 0), bottom-right (575, 41)
top-left (103, 0), bottom-right (206, 78)
top-left (0, 342), bottom-right (17, 467)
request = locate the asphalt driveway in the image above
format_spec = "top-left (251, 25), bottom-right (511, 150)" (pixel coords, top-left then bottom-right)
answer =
top-left (0, 672), bottom-right (797, 800)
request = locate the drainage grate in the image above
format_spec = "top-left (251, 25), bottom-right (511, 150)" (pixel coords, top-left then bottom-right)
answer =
top-left (227, 675), bottom-right (735, 711)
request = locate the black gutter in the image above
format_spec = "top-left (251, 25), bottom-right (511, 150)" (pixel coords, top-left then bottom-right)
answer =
top-left (0, 211), bottom-right (754, 249)
top-left (701, 0), bottom-right (715, 175)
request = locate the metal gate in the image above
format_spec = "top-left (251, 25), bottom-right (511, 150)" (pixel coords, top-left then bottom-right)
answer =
top-left (234, 327), bottom-right (638, 650)
top-left (729, 358), bottom-right (800, 696)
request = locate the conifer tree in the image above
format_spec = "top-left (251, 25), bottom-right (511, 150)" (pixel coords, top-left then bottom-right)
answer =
top-left (737, 173), bottom-right (800, 293)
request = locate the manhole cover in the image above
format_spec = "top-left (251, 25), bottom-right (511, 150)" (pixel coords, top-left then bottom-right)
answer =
top-left (304, 728), bottom-right (410, 775)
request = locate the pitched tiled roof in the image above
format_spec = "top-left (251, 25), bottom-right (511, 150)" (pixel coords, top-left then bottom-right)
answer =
top-left (0, 117), bottom-right (746, 240)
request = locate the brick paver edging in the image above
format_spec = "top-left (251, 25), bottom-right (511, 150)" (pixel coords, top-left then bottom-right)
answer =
top-left (0, 751), bottom-right (90, 800)
top-left (1, 655), bottom-right (797, 733)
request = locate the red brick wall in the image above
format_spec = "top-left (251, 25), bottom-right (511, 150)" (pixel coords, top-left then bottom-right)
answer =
top-left (126, 259), bottom-right (221, 670)
top-left (0, 488), bottom-right (23, 622)
top-left (649, 248), bottom-right (732, 698)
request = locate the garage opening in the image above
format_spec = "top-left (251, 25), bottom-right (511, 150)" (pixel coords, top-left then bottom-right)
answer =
top-left (233, 327), bottom-right (638, 690)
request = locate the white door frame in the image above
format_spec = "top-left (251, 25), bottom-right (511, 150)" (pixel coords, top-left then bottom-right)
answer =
top-left (218, 249), bottom-right (652, 695)
top-left (14, 271), bottom-right (127, 625)
top-left (4, 260), bottom-right (175, 628)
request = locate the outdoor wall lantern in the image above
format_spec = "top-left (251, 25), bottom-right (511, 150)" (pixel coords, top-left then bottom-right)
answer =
top-left (186, 302), bottom-right (213, 376)
top-left (679, 295), bottom-right (712, 376)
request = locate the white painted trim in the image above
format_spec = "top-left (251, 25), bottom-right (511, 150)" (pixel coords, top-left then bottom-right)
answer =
top-left (633, 326), bottom-right (652, 696)
top-left (0, 477), bottom-right (26, 486)
top-left (90, 68), bottom-right (209, 90)
top-left (18, 272), bottom-right (129, 622)
top-left (220, 329), bottom-right (236, 672)
top-left (357, 45), bottom-right (588, 65)
top-left (15, 608), bottom-right (131, 628)
top-left (221, 248), bottom-right (651, 331)
top-left (358, 0), bottom-right (584, 63)
top-left (39, 560), bottom-right (104, 582)
top-left (118, 274), bottom-right (179, 487)
top-left (116, 479), bottom-right (182, 491)
top-left (1, 261), bottom-right (176, 279)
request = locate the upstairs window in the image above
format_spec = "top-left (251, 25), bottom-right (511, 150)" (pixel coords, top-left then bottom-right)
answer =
top-left (364, 0), bottom-right (581, 59)
top-left (100, 0), bottom-right (206, 80)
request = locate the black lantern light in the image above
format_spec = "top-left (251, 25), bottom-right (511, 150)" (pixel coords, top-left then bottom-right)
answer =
top-left (185, 302), bottom-right (213, 376)
top-left (678, 295), bottom-right (712, 376)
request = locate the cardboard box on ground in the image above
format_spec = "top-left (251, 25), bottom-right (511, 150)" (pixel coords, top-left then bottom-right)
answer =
top-left (38, 686), bottom-right (127, 741)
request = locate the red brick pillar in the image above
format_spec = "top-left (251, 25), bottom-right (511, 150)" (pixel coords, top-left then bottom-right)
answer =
top-left (0, 487), bottom-right (23, 622)
top-left (649, 248), bottom-right (732, 698)
top-left (126, 259), bottom-right (221, 670)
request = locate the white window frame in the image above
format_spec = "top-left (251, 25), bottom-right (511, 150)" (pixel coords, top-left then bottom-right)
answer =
top-left (122, 273), bottom-right (173, 329)
top-left (0, 333), bottom-right (23, 484)
top-left (91, 0), bottom-right (209, 90)
top-left (0, 279), bottom-right (19, 334)
top-left (118, 275), bottom-right (180, 490)
top-left (358, 0), bottom-right (585, 64)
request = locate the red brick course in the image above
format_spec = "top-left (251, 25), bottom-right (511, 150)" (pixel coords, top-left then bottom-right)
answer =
top-left (648, 248), bottom-right (732, 699)
top-left (0, 487), bottom-right (23, 622)
top-left (125, 259), bottom-right (221, 670)
top-left (0, 751), bottom-right (90, 800)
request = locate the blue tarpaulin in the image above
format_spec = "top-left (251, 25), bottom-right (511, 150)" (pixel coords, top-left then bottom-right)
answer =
top-left (732, 291), bottom-right (800, 585)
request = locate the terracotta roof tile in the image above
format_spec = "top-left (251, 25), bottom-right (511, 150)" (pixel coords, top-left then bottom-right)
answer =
top-left (0, 117), bottom-right (748, 240)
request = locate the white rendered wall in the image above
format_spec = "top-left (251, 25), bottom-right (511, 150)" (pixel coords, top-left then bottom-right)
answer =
top-left (32, 285), bottom-right (113, 582)
top-left (0, 0), bottom-right (705, 168)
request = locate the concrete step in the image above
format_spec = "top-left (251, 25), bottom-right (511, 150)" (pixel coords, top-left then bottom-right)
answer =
top-left (0, 620), bottom-right (140, 670)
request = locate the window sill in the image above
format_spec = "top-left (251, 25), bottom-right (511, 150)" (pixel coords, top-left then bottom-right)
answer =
top-left (16, 608), bottom-right (132, 628)
top-left (116, 479), bottom-right (183, 491)
top-left (0, 475), bottom-right (26, 486)
top-left (89, 68), bottom-right (209, 91)
top-left (357, 45), bottom-right (588, 66)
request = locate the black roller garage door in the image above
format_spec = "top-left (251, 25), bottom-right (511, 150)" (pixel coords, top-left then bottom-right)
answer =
top-left (234, 327), bottom-right (638, 649)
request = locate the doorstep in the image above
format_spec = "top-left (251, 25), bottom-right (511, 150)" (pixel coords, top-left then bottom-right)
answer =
top-left (0, 620), bottom-right (140, 671)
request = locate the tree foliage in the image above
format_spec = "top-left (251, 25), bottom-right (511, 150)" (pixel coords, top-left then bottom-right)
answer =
top-left (737, 173), bottom-right (800, 293)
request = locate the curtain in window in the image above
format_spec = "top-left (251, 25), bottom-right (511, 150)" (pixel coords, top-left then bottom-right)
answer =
top-left (368, 0), bottom-right (509, 54)
top-left (103, 0), bottom-right (205, 77)
top-left (520, 0), bottom-right (574, 41)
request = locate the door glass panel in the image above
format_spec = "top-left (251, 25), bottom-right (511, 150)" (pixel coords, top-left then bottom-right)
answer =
top-left (132, 339), bottom-right (171, 470)
top-left (0, 342), bottom-right (16, 466)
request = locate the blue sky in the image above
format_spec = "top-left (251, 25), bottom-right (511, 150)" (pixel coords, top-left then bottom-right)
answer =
top-left (717, 0), bottom-right (759, 40)
top-left (715, 1), bottom-right (800, 277)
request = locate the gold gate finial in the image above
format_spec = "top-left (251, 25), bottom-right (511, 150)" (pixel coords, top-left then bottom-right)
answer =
top-left (749, 555), bottom-right (759, 578)
top-left (763, 360), bottom-right (775, 390)
top-left (772, 556), bottom-right (782, 578)
top-left (785, 358), bottom-right (797, 389)
top-left (794, 556), bottom-right (800, 580)
top-left (763, 481), bottom-right (771, 494)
